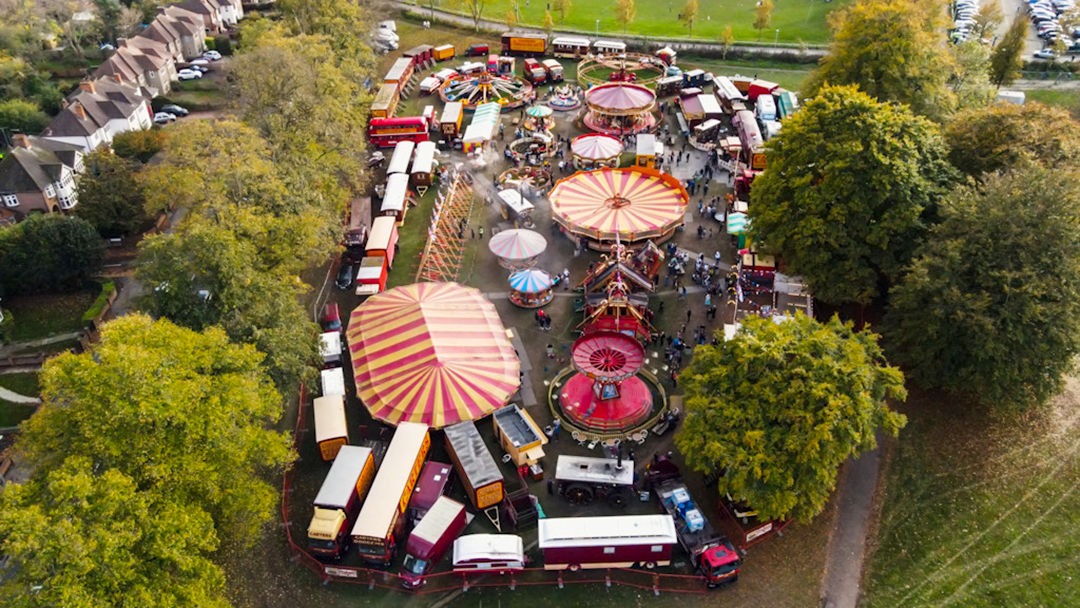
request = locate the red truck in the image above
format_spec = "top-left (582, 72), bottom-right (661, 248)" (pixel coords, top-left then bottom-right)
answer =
top-left (523, 58), bottom-right (547, 85)
top-left (307, 445), bottom-right (376, 558)
top-left (400, 496), bottom-right (470, 588)
top-left (646, 458), bottom-right (742, 587)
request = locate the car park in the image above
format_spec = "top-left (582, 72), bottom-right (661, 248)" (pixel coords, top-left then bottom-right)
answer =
top-left (177, 68), bottom-right (202, 80)
top-left (153, 112), bottom-right (177, 124)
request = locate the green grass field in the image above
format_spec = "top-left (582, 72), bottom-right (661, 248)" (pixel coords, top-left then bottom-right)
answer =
top-left (0, 373), bottom-right (41, 427)
top-left (4, 290), bottom-right (96, 342)
top-left (411, 0), bottom-right (846, 44)
top-left (1024, 88), bottom-right (1080, 119)
top-left (862, 383), bottom-right (1080, 607)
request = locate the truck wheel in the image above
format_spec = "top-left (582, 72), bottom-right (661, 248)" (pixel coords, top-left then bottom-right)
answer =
top-left (569, 564), bottom-right (581, 572)
top-left (564, 483), bottom-right (595, 505)
top-left (606, 488), bottom-right (630, 509)
top-left (645, 561), bottom-right (657, 569)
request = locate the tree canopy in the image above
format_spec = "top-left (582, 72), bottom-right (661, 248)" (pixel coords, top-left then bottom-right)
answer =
top-left (804, 0), bottom-right (956, 119)
top-left (945, 101), bottom-right (1080, 177)
top-left (19, 315), bottom-right (293, 538)
top-left (677, 314), bottom-right (907, 522)
top-left (0, 214), bottom-right (104, 296)
top-left (0, 457), bottom-right (228, 608)
top-left (749, 85), bottom-right (956, 304)
top-left (884, 168), bottom-right (1080, 409)
top-left (989, 14), bottom-right (1027, 88)
top-left (75, 150), bottom-right (148, 237)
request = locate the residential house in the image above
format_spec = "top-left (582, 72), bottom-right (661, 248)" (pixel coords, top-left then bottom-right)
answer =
top-left (0, 134), bottom-right (85, 217)
top-left (144, 6), bottom-right (208, 60)
top-left (177, 0), bottom-right (224, 32)
top-left (39, 79), bottom-right (153, 152)
top-left (94, 38), bottom-right (177, 97)
top-left (211, 0), bottom-right (244, 27)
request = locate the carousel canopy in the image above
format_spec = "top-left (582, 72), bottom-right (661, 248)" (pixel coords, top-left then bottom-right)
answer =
top-left (488, 228), bottom-right (548, 261)
top-left (549, 166), bottom-right (688, 241)
top-left (527, 105), bottom-right (553, 118)
top-left (571, 134), bottom-right (624, 161)
top-left (509, 268), bottom-right (554, 294)
top-left (347, 282), bottom-right (521, 428)
top-left (727, 212), bottom-right (750, 234)
top-left (585, 83), bottom-right (656, 113)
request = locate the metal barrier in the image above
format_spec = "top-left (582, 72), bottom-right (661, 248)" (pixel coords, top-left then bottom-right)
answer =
top-left (281, 384), bottom-right (708, 595)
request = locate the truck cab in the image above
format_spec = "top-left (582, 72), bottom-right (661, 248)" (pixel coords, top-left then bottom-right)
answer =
top-left (523, 58), bottom-right (547, 85)
top-left (542, 59), bottom-right (564, 82)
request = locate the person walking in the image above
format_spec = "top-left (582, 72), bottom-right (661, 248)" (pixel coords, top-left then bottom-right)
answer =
top-left (547, 344), bottom-right (555, 358)
top-left (686, 309), bottom-right (691, 323)
top-left (479, 226), bottom-right (485, 239)
top-left (714, 250), bottom-right (721, 267)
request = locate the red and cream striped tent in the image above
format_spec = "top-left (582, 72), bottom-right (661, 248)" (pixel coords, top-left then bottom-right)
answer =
top-left (346, 282), bottom-right (521, 428)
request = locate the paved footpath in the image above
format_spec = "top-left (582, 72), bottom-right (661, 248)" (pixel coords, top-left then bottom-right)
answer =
top-left (821, 440), bottom-right (883, 608)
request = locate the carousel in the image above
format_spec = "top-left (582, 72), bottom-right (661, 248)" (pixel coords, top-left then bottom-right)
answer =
top-left (549, 85), bottom-right (582, 111)
top-left (497, 166), bottom-right (553, 192)
top-left (582, 83), bottom-right (659, 135)
top-left (549, 165), bottom-right (688, 250)
top-left (577, 52), bottom-right (668, 88)
top-left (346, 282), bottom-right (521, 429)
top-left (439, 70), bottom-right (534, 112)
top-left (557, 331), bottom-right (654, 433)
top-left (488, 228), bottom-right (548, 270)
top-left (523, 105), bottom-right (555, 134)
top-left (571, 133), bottom-right (624, 170)
top-left (507, 268), bottom-right (555, 308)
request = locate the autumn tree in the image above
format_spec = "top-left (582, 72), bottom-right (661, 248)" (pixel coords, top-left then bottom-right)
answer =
top-left (75, 150), bottom-right (148, 237)
top-left (136, 221), bottom-right (322, 390)
top-left (885, 168), bottom-right (1080, 409)
top-left (552, 0), bottom-right (571, 23)
top-left (972, 0), bottom-right (1003, 39)
top-left (111, 127), bottom-right (166, 163)
top-left (0, 457), bottom-right (228, 608)
top-left (19, 315), bottom-right (294, 539)
top-left (274, 0), bottom-right (375, 61)
top-left (754, 0), bottom-right (774, 41)
top-left (804, 0), bottom-right (956, 119)
top-left (0, 215), bottom-right (103, 296)
top-left (719, 24), bottom-right (735, 59)
top-left (543, 10), bottom-right (555, 37)
top-left (989, 14), bottom-right (1027, 87)
top-left (0, 98), bottom-right (49, 133)
top-left (945, 101), bottom-right (1080, 177)
top-left (680, 0), bottom-right (699, 36)
top-left (949, 40), bottom-right (995, 109)
top-left (749, 85), bottom-right (955, 304)
top-left (615, 0), bottom-right (637, 33)
top-left (455, 0), bottom-right (488, 31)
top-left (677, 314), bottom-right (907, 522)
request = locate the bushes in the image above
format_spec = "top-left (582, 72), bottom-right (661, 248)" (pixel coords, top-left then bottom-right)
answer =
top-left (112, 129), bottom-right (166, 163)
top-left (81, 281), bottom-right (116, 323)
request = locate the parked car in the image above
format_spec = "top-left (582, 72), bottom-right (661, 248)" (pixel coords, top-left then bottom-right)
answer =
top-left (335, 259), bottom-right (356, 290)
top-left (465, 43), bottom-right (490, 56)
top-left (1034, 48), bottom-right (1058, 59)
top-left (202, 50), bottom-right (222, 60)
top-left (190, 58), bottom-right (210, 66)
top-left (177, 69), bottom-right (202, 80)
top-left (153, 112), bottom-right (177, 124)
top-left (161, 104), bottom-right (188, 116)
top-left (321, 302), bottom-right (342, 332)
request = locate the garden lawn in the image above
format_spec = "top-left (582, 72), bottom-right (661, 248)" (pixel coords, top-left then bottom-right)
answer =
top-left (1024, 88), bottom-right (1080, 120)
top-left (862, 380), bottom-right (1080, 607)
top-left (416, 0), bottom-right (847, 44)
top-left (4, 290), bottom-right (96, 342)
top-left (0, 373), bottom-right (40, 427)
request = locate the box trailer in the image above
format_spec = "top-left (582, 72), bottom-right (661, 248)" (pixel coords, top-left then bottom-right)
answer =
top-left (386, 140), bottom-right (415, 175)
top-left (538, 515), bottom-right (678, 570)
top-left (371, 84), bottom-right (400, 119)
top-left (320, 367), bottom-right (345, 397)
top-left (379, 173), bottom-right (411, 225)
top-left (523, 58), bottom-right (547, 84)
top-left (411, 140), bottom-right (437, 187)
top-left (308, 445), bottom-right (376, 557)
top-left (354, 256), bottom-right (388, 296)
top-left (400, 496), bottom-right (470, 588)
top-left (439, 101), bottom-right (464, 138)
top-left (492, 404), bottom-right (547, 468)
top-left (319, 331), bottom-right (342, 368)
top-left (592, 39), bottom-right (626, 55)
top-left (541, 59), bottom-right (564, 82)
top-left (313, 394), bottom-right (349, 461)
top-left (366, 216), bottom-right (399, 269)
top-left (444, 420), bottom-right (505, 510)
top-left (502, 33), bottom-right (548, 57)
top-left (433, 44), bottom-right (456, 61)
top-left (351, 423), bottom-right (431, 567)
top-left (453, 534), bottom-right (526, 572)
top-left (408, 461), bottom-right (454, 525)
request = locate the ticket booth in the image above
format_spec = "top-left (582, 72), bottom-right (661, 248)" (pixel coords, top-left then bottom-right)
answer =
top-left (635, 133), bottom-right (657, 168)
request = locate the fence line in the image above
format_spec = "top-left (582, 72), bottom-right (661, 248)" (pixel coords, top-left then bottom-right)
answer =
top-left (281, 384), bottom-right (709, 595)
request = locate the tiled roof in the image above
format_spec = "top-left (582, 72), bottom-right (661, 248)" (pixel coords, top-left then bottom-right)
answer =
top-left (0, 137), bottom-right (82, 194)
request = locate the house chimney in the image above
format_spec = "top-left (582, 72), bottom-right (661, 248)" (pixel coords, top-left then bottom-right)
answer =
top-left (117, 37), bottom-right (127, 48)
top-left (78, 80), bottom-right (96, 94)
top-left (113, 74), bottom-right (123, 84)
top-left (12, 134), bottom-right (30, 149)
top-left (73, 102), bottom-right (87, 120)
